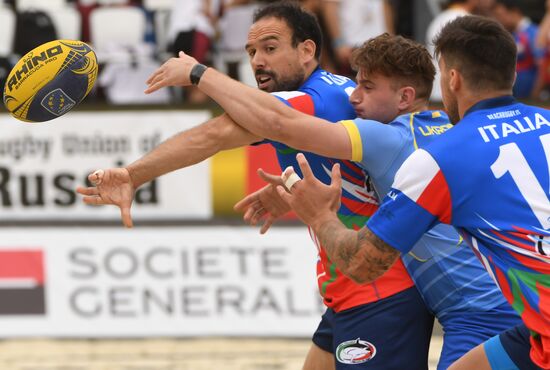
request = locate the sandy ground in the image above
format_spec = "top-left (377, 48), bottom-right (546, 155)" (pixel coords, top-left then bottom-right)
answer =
top-left (0, 335), bottom-right (443, 370)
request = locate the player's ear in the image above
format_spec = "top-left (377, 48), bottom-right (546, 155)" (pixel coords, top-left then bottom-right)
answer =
top-left (300, 39), bottom-right (316, 63)
top-left (449, 69), bottom-right (461, 92)
top-left (397, 86), bottom-right (416, 110)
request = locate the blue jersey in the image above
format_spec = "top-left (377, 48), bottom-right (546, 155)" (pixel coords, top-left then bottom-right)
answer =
top-left (341, 111), bottom-right (512, 320)
top-left (368, 96), bottom-right (550, 367)
top-left (265, 67), bottom-right (414, 311)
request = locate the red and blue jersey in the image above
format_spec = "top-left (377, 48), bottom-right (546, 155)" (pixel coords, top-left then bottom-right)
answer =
top-left (266, 67), bottom-right (414, 311)
top-left (341, 111), bottom-right (518, 325)
top-left (368, 96), bottom-right (550, 367)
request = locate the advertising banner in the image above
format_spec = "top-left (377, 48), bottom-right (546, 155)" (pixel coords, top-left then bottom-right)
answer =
top-left (0, 111), bottom-right (212, 220)
top-left (0, 226), bottom-right (322, 337)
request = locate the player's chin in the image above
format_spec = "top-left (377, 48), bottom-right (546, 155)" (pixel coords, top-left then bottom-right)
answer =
top-left (257, 80), bottom-right (275, 92)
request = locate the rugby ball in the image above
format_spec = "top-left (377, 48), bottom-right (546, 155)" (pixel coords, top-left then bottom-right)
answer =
top-left (3, 40), bottom-right (98, 123)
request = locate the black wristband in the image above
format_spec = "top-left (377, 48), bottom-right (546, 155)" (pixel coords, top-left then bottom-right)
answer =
top-left (190, 63), bottom-right (208, 85)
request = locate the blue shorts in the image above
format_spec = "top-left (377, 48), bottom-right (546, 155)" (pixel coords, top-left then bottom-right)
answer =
top-left (437, 301), bottom-right (522, 370)
top-left (484, 324), bottom-right (542, 370)
top-left (312, 286), bottom-right (434, 369)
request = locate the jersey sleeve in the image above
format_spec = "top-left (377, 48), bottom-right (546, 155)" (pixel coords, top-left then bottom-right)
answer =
top-left (253, 92), bottom-right (317, 146)
top-left (271, 91), bottom-right (316, 115)
top-left (341, 118), bottom-right (406, 178)
top-left (367, 148), bottom-right (453, 253)
top-left (255, 91), bottom-right (318, 147)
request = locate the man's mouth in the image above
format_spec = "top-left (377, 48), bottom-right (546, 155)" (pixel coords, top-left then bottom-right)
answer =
top-left (256, 74), bottom-right (273, 89)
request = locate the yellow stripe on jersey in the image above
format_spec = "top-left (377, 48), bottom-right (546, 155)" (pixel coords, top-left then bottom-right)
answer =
top-left (432, 111), bottom-right (441, 118)
top-left (341, 120), bottom-right (363, 162)
top-left (408, 112), bottom-right (420, 150)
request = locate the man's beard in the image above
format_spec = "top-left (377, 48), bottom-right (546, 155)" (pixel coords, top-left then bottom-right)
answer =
top-left (441, 86), bottom-right (461, 124)
top-left (257, 69), bottom-right (305, 92)
top-left (445, 99), bottom-right (461, 125)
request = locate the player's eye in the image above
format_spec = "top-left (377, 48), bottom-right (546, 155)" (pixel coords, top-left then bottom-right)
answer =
top-left (266, 46), bottom-right (276, 53)
top-left (247, 49), bottom-right (255, 58)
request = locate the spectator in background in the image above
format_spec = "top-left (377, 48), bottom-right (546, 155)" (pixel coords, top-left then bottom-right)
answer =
top-left (536, 0), bottom-right (550, 99)
top-left (167, 0), bottom-right (216, 103)
top-left (321, 0), bottom-right (393, 76)
top-left (492, 0), bottom-right (545, 99)
top-left (214, 0), bottom-right (261, 86)
top-left (425, 0), bottom-right (484, 102)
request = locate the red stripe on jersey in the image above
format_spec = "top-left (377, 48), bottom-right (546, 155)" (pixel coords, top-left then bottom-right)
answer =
top-left (341, 197), bottom-right (378, 217)
top-left (507, 249), bottom-right (550, 275)
top-left (531, 282), bottom-right (550, 368)
top-left (341, 160), bottom-right (364, 176)
top-left (491, 230), bottom-right (538, 251)
top-left (340, 169), bottom-right (364, 186)
top-left (287, 94), bottom-right (315, 115)
top-left (536, 282), bottom-right (550, 330)
top-left (494, 264), bottom-right (514, 305)
top-left (416, 170), bottom-right (452, 223)
top-left (509, 231), bottom-right (534, 242)
top-left (512, 226), bottom-right (550, 241)
top-left (513, 226), bottom-right (545, 235)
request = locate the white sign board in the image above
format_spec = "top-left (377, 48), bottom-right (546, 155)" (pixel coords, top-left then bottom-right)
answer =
top-left (0, 111), bottom-right (212, 220)
top-left (0, 226), bottom-right (322, 337)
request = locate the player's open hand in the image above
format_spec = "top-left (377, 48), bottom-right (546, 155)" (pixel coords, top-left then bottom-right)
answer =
top-left (234, 169), bottom-right (291, 234)
top-left (76, 168), bottom-right (136, 228)
top-left (277, 153), bottom-right (342, 230)
top-left (145, 51), bottom-right (198, 94)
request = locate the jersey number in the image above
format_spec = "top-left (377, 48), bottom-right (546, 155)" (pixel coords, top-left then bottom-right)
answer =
top-left (491, 133), bottom-right (550, 229)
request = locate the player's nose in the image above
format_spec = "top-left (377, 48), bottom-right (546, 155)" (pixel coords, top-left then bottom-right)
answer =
top-left (250, 53), bottom-right (266, 70)
top-left (349, 86), bottom-right (362, 104)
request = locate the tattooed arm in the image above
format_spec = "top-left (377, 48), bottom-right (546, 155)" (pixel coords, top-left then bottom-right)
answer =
top-left (312, 218), bottom-right (399, 284)
top-left (277, 153), bottom-right (400, 284)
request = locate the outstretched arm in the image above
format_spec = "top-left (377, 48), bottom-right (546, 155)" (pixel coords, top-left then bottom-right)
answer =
top-left (127, 113), bottom-right (261, 188)
top-left (145, 53), bottom-right (353, 160)
top-left (276, 153), bottom-right (400, 284)
top-left (77, 113), bottom-right (262, 227)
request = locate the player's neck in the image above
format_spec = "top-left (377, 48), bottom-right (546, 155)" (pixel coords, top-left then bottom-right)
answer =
top-left (459, 89), bottom-right (513, 119)
top-left (403, 100), bottom-right (429, 115)
top-left (304, 62), bottom-right (319, 80)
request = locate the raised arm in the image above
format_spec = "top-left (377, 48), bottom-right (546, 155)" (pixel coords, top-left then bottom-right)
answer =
top-left (145, 53), bottom-right (353, 160)
top-left (77, 113), bottom-right (261, 227)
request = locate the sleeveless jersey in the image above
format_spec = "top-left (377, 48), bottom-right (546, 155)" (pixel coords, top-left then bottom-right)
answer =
top-left (341, 111), bottom-right (514, 321)
top-left (368, 96), bottom-right (550, 368)
top-left (267, 67), bottom-right (413, 311)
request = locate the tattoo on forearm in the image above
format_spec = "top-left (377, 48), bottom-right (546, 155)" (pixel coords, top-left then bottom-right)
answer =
top-left (315, 221), bottom-right (399, 283)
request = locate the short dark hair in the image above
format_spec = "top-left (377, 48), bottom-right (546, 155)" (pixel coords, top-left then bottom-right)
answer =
top-left (434, 15), bottom-right (517, 91)
top-left (351, 34), bottom-right (435, 100)
top-left (253, 1), bottom-right (323, 60)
